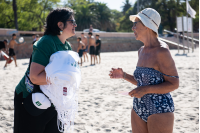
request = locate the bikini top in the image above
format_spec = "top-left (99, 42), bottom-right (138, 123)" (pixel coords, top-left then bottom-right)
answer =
top-left (133, 66), bottom-right (179, 87)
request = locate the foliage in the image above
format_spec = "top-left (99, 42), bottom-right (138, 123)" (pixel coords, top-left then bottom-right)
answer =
top-left (110, 9), bottom-right (123, 31)
top-left (65, 0), bottom-right (115, 31)
top-left (121, 0), bottom-right (131, 15)
top-left (0, 0), bottom-right (198, 32)
top-left (118, 0), bottom-right (199, 32)
top-left (0, 0), bottom-right (59, 31)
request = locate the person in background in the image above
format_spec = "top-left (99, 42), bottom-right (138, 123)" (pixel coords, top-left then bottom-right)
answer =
top-left (81, 33), bottom-right (89, 62)
top-left (95, 34), bottom-right (101, 64)
top-left (32, 34), bottom-right (36, 41)
top-left (89, 24), bottom-right (93, 33)
top-left (32, 34), bottom-right (40, 45)
top-left (77, 37), bottom-right (85, 66)
top-left (0, 39), bottom-right (8, 53)
top-left (0, 39), bottom-right (8, 60)
top-left (4, 34), bottom-right (25, 68)
top-left (88, 32), bottom-right (96, 65)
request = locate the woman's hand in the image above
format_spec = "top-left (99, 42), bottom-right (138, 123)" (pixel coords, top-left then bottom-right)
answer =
top-left (109, 68), bottom-right (124, 79)
top-left (129, 86), bottom-right (147, 98)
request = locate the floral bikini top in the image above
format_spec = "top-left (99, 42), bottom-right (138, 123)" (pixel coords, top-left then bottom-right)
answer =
top-left (134, 66), bottom-right (179, 87)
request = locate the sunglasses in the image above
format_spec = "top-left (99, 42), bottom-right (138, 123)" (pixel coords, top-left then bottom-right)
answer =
top-left (66, 20), bottom-right (76, 26)
top-left (133, 21), bottom-right (141, 27)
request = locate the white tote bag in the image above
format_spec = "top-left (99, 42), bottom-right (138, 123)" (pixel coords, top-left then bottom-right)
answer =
top-left (40, 51), bottom-right (81, 132)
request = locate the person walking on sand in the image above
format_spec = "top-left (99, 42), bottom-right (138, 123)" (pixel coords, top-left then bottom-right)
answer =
top-left (109, 8), bottom-right (179, 133)
top-left (77, 37), bottom-right (86, 66)
top-left (81, 33), bottom-right (89, 62)
top-left (88, 32), bottom-right (96, 65)
top-left (4, 34), bottom-right (25, 68)
top-left (95, 34), bottom-right (101, 64)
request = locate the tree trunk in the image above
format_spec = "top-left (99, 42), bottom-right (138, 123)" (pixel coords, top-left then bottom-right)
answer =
top-left (13, 0), bottom-right (18, 30)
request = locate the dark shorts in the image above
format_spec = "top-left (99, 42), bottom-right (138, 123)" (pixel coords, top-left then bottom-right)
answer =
top-left (9, 48), bottom-right (15, 56)
top-left (89, 46), bottom-right (95, 55)
top-left (95, 48), bottom-right (100, 55)
top-left (78, 49), bottom-right (84, 58)
top-left (14, 91), bottom-right (62, 133)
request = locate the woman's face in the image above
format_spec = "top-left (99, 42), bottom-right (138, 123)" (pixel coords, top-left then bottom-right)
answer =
top-left (132, 17), bottom-right (146, 40)
top-left (62, 16), bottom-right (77, 37)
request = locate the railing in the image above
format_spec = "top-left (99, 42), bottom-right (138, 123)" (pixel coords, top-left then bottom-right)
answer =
top-left (163, 29), bottom-right (199, 43)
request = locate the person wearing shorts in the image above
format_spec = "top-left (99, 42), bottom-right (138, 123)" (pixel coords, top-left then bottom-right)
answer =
top-left (81, 33), bottom-right (89, 62)
top-left (4, 34), bottom-right (25, 68)
top-left (77, 37), bottom-right (85, 66)
top-left (95, 34), bottom-right (101, 64)
top-left (88, 32), bottom-right (96, 65)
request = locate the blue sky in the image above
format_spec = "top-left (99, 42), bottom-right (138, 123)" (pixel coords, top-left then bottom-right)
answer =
top-left (60, 0), bottom-right (137, 11)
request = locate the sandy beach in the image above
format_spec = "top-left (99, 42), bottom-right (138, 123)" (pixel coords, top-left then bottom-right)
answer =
top-left (0, 48), bottom-right (199, 133)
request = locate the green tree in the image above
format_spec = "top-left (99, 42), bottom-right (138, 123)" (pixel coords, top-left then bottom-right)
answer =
top-left (110, 9), bottom-right (123, 31)
top-left (66, 0), bottom-right (115, 31)
top-left (65, 0), bottom-right (97, 31)
top-left (119, 7), bottom-right (135, 32)
top-left (0, 0), bottom-right (60, 31)
top-left (121, 0), bottom-right (132, 15)
top-left (126, 0), bottom-right (199, 32)
top-left (94, 2), bottom-right (115, 31)
top-left (13, 0), bottom-right (18, 30)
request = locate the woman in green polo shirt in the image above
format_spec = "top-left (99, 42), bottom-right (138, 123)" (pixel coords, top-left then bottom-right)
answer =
top-left (14, 8), bottom-right (77, 133)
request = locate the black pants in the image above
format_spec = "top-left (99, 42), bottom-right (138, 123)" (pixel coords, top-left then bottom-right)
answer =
top-left (14, 91), bottom-right (62, 133)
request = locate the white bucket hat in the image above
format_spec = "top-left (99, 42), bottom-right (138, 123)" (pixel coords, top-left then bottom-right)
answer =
top-left (129, 8), bottom-right (161, 36)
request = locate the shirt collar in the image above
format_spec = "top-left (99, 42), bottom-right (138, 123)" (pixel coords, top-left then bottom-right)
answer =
top-left (51, 35), bottom-right (67, 45)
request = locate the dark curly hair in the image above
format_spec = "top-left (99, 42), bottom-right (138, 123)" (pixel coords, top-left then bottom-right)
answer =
top-left (77, 37), bottom-right (81, 41)
top-left (44, 8), bottom-right (74, 36)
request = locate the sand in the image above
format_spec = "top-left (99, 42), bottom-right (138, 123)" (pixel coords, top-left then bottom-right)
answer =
top-left (0, 48), bottom-right (199, 133)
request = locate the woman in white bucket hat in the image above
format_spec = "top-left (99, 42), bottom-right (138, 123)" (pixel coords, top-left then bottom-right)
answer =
top-left (109, 8), bottom-right (179, 133)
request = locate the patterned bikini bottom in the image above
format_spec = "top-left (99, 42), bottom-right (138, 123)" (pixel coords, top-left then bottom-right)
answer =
top-left (132, 93), bottom-right (175, 122)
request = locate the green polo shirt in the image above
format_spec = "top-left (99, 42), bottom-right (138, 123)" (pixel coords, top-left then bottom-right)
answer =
top-left (15, 35), bottom-right (72, 98)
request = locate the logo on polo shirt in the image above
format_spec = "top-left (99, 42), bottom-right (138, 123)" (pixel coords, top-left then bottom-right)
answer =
top-left (36, 101), bottom-right (42, 106)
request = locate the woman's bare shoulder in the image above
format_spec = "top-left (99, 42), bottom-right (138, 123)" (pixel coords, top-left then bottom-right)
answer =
top-left (159, 40), bottom-right (169, 50)
top-left (155, 41), bottom-right (172, 61)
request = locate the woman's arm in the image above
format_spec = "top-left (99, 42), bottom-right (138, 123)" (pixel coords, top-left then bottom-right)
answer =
top-left (123, 72), bottom-right (137, 85)
top-left (109, 68), bottom-right (137, 86)
top-left (148, 47), bottom-right (179, 93)
top-left (129, 48), bottom-right (179, 98)
top-left (29, 62), bottom-right (48, 85)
